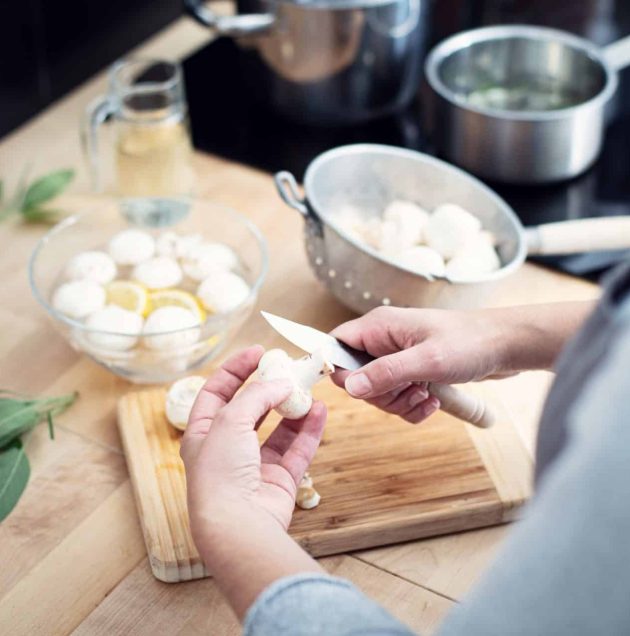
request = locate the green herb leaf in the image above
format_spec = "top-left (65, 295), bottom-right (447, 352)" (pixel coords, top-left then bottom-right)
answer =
top-left (47, 411), bottom-right (55, 440)
top-left (0, 392), bottom-right (77, 448)
top-left (0, 439), bottom-right (30, 522)
top-left (22, 169), bottom-right (74, 210)
top-left (21, 207), bottom-right (64, 224)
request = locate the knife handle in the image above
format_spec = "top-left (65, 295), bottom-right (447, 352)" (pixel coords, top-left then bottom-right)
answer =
top-left (427, 383), bottom-right (495, 429)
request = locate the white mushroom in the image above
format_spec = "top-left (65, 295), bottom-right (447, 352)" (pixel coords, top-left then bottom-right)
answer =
top-left (84, 305), bottom-right (144, 351)
top-left (300, 472), bottom-right (313, 489)
top-left (445, 235), bottom-right (501, 282)
top-left (64, 251), bottom-right (117, 284)
top-left (197, 271), bottom-right (251, 314)
top-left (52, 280), bottom-right (106, 319)
top-left (155, 232), bottom-right (204, 259)
top-left (257, 349), bottom-right (334, 420)
top-left (132, 256), bottom-right (183, 290)
top-left (143, 306), bottom-right (201, 350)
top-left (390, 245), bottom-right (446, 278)
top-left (182, 242), bottom-right (239, 281)
top-left (165, 375), bottom-right (206, 431)
top-left (296, 485), bottom-right (321, 510)
top-left (174, 233), bottom-right (204, 259)
top-left (424, 203), bottom-right (483, 259)
top-left (383, 200), bottom-right (430, 246)
top-left (154, 231), bottom-right (180, 258)
top-left (108, 229), bottom-right (155, 266)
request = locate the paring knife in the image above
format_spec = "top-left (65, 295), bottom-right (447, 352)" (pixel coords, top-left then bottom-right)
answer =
top-left (261, 311), bottom-right (495, 429)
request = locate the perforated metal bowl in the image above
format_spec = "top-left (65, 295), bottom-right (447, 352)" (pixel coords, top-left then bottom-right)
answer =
top-left (274, 144), bottom-right (525, 314)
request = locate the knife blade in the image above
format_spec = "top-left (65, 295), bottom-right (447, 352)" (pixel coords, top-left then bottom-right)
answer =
top-left (260, 311), bottom-right (373, 370)
top-left (260, 310), bottom-right (495, 429)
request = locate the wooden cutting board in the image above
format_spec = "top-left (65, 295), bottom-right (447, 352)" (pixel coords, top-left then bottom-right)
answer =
top-left (118, 381), bottom-right (531, 582)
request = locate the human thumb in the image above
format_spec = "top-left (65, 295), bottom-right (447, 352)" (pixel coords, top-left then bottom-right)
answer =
top-left (344, 345), bottom-right (440, 398)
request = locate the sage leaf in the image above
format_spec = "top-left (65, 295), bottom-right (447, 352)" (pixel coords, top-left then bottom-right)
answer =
top-left (0, 439), bottom-right (30, 522)
top-left (0, 392), bottom-right (76, 448)
top-left (22, 169), bottom-right (74, 210)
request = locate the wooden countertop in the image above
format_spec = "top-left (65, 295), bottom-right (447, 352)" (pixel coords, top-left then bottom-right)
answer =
top-left (0, 16), bottom-right (600, 636)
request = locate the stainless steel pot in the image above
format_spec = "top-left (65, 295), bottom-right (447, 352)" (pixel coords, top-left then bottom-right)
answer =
top-left (184, 0), bottom-right (428, 124)
top-left (275, 144), bottom-right (630, 314)
top-left (424, 25), bottom-right (630, 183)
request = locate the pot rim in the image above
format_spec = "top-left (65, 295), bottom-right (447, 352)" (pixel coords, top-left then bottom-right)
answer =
top-left (302, 143), bottom-right (527, 285)
top-left (425, 24), bottom-right (619, 122)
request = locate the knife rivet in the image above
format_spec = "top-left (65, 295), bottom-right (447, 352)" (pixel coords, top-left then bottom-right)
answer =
top-left (315, 256), bottom-right (323, 266)
top-left (328, 269), bottom-right (336, 278)
top-left (363, 291), bottom-right (371, 300)
top-left (344, 280), bottom-right (352, 289)
top-left (382, 297), bottom-right (391, 306)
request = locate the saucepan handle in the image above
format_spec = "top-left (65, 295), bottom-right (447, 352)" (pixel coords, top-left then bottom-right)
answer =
top-left (184, 0), bottom-right (274, 37)
top-left (526, 217), bottom-right (630, 256)
top-left (602, 34), bottom-right (630, 72)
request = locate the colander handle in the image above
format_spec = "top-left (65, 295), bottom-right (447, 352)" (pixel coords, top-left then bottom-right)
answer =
top-left (274, 171), bottom-right (309, 217)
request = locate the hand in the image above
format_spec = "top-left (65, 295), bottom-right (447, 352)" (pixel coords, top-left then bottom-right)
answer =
top-left (181, 345), bottom-right (327, 548)
top-left (331, 306), bottom-right (513, 424)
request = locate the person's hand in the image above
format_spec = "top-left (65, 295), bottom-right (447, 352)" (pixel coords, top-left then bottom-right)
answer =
top-left (181, 345), bottom-right (327, 548)
top-left (331, 306), bottom-right (513, 424)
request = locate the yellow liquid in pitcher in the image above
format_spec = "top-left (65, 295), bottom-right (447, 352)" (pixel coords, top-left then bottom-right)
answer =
top-left (116, 118), bottom-right (193, 198)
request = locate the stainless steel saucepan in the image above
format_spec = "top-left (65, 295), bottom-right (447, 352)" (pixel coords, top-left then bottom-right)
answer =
top-left (425, 25), bottom-right (630, 183)
top-left (275, 144), bottom-right (630, 314)
top-left (184, 0), bottom-right (428, 125)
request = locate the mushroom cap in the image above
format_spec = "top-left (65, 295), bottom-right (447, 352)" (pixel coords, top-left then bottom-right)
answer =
top-left (182, 242), bottom-right (239, 281)
top-left (197, 271), bottom-right (251, 314)
top-left (276, 389), bottom-right (313, 420)
top-left (143, 306), bottom-right (201, 350)
top-left (165, 375), bottom-right (206, 430)
top-left (84, 304), bottom-right (144, 351)
top-left (65, 250), bottom-right (117, 284)
top-left (446, 236), bottom-right (501, 282)
top-left (52, 280), bottom-right (106, 319)
top-left (154, 231), bottom-right (180, 258)
top-left (132, 256), bottom-right (183, 290)
top-left (390, 245), bottom-right (445, 278)
top-left (108, 229), bottom-right (156, 266)
top-left (425, 203), bottom-right (483, 259)
top-left (257, 349), bottom-right (293, 379)
top-left (383, 200), bottom-right (430, 246)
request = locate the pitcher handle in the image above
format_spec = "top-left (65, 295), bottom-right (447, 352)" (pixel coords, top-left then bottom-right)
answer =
top-left (81, 95), bottom-right (116, 193)
top-left (184, 0), bottom-right (274, 37)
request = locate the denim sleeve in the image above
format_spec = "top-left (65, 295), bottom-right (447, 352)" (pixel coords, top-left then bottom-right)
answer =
top-left (243, 573), bottom-right (414, 636)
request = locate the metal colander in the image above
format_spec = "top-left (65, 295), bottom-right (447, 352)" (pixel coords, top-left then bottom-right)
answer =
top-left (275, 144), bottom-right (525, 314)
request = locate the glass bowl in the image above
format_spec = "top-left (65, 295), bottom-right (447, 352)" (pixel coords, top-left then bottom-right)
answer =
top-left (29, 200), bottom-right (268, 383)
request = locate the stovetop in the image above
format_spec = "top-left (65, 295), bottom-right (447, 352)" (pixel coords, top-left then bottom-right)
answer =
top-left (183, 36), bottom-right (630, 281)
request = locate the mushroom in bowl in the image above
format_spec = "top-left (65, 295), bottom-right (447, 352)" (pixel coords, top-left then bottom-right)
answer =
top-left (29, 200), bottom-right (267, 383)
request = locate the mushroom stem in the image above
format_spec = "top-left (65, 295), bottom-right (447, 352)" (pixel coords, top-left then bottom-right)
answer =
top-left (257, 348), bottom-right (334, 420)
top-left (292, 350), bottom-right (335, 390)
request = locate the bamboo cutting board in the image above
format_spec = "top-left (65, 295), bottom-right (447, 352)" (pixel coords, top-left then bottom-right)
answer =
top-left (118, 382), bottom-right (531, 582)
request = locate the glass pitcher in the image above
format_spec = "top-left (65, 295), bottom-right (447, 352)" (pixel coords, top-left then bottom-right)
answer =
top-left (82, 58), bottom-right (194, 226)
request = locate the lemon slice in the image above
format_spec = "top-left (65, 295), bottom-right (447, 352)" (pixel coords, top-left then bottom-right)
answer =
top-left (106, 280), bottom-right (151, 316)
top-left (148, 288), bottom-right (207, 323)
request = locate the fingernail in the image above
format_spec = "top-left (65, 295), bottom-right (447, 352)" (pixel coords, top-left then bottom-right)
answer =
top-left (345, 373), bottom-right (372, 397)
top-left (408, 389), bottom-right (429, 408)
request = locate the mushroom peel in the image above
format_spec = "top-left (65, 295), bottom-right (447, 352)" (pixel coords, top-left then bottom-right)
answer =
top-left (257, 349), bottom-right (334, 420)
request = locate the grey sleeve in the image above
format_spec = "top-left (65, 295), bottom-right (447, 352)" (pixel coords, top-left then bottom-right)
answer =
top-left (243, 573), bottom-right (414, 636)
top-left (437, 319), bottom-right (630, 636)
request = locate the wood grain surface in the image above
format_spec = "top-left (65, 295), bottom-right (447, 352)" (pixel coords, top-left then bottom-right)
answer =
top-left (118, 381), bottom-right (530, 582)
top-left (0, 14), bottom-right (602, 636)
